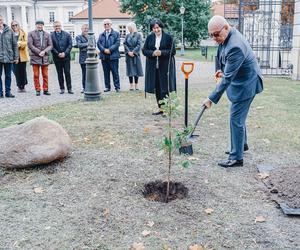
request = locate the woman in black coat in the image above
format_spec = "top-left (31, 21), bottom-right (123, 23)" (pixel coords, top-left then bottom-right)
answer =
top-left (142, 19), bottom-right (176, 115)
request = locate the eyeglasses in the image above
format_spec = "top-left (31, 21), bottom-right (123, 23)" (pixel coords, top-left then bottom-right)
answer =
top-left (12, 24), bottom-right (18, 27)
top-left (209, 26), bottom-right (225, 38)
top-left (104, 23), bottom-right (111, 26)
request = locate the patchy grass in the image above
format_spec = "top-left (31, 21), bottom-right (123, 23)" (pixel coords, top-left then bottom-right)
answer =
top-left (0, 78), bottom-right (299, 249)
top-left (176, 47), bottom-right (217, 61)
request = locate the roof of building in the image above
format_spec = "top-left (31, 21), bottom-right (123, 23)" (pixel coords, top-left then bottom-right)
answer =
top-left (211, 3), bottom-right (239, 19)
top-left (72, 0), bottom-right (132, 19)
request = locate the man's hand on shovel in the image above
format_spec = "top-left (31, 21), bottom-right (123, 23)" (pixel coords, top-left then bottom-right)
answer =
top-left (202, 98), bottom-right (212, 109)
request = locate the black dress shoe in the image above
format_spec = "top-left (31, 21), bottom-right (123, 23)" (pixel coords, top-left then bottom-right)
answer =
top-left (152, 111), bottom-right (164, 116)
top-left (36, 91), bottom-right (41, 96)
top-left (5, 93), bottom-right (15, 98)
top-left (218, 159), bottom-right (243, 168)
top-left (60, 89), bottom-right (65, 94)
top-left (104, 89), bottom-right (111, 92)
top-left (0, 93), bottom-right (4, 98)
top-left (115, 89), bottom-right (120, 93)
top-left (68, 90), bottom-right (74, 94)
top-left (43, 91), bottom-right (51, 95)
top-left (225, 144), bottom-right (249, 154)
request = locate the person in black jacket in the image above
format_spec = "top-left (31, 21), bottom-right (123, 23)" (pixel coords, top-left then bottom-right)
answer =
top-left (142, 19), bottom-right (176, 115)
top-left (97, 19), bottom-right (121, 92)
top-left (51, 21), bottom-right (73, 94)
top-left (75, 24), bottom-right (89, 93)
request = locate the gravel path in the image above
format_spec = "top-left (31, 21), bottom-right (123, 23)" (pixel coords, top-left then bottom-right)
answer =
top-left (0, 57), bottom-right (215, 118)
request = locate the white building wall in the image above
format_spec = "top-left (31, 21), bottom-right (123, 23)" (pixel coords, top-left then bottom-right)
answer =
top-left (292, 0), bottom-right (300, 79)
top-left (72, 18), bottom-right (132, 38)
top-left (0, 0), bottom-right (85, 33)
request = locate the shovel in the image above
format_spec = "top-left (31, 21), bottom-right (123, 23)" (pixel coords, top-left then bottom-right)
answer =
top-left (181, 62), bottom-right (195, 128)
top-left (179, 105), bottom-right (206, 155)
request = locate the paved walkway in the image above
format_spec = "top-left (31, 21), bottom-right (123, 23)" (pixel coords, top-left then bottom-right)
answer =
top-left (0, 57), bottom-right (215, 118)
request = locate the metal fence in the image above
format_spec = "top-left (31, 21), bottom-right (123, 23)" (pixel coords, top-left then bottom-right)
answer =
top-left (224, 0), bottom-right (295, 75)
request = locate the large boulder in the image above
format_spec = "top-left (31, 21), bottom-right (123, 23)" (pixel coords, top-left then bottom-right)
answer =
top-left (0, 116), bottom-right (72, 169)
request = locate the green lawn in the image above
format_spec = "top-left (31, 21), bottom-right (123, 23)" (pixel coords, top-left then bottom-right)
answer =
top-left (176, 47), bottom-right (217, 61)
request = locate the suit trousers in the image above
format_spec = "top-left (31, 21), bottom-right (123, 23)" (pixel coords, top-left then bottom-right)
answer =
top-left (101, 59), bottom-right (120, 90)
top-left (32, 64), bottom-right (48, 91)
top-left (54, 60), bottom-right (72, 91)
top-left (229, 97), bottom-right (254, 161)
top-left (80, 63), bottom-right (86, 90)
top-left (0, 63), bottom-right (12, 95)
top-left (13, 62), bottom-right (28, 89)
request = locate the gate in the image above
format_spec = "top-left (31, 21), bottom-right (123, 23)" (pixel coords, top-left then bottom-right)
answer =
top-left (224, 0), bottom-right (295, 75)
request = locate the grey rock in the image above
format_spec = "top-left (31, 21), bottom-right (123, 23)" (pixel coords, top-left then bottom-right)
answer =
top-left (0, 117), bottom-right (72, 169)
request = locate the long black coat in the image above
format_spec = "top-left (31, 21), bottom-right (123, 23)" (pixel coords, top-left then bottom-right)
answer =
top-left (142, 32), bottom-right (176, 94)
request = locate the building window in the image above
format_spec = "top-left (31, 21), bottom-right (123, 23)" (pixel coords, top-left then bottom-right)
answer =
top-left (49, 11), bottom-right (55, 23)
top-left (68, 11), bottom-right (74, 22)
top-left (26, 12), bottom-right (29, 23)
top-left (119, 25), bottom-right (126, 38)
top-left (11, 12), bottom-right (15, 21)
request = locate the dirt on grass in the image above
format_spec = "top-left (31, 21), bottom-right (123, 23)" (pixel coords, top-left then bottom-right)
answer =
top-left (267, 166), bottom-right (300, 209)
top-left (143, 181), bottom-right (189, 202)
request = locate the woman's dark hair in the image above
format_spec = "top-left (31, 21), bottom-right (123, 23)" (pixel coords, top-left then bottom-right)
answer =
top-left (149, 19), bottom-right (164, 31)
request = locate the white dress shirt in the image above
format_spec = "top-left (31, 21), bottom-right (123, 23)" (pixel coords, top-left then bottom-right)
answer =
top-left (155, 34), bottom-right (162, 50)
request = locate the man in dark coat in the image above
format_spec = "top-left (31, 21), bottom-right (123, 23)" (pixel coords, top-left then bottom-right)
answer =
top-left (28, 19), bottom-right (53, 96)
top-left (75, 24), bottom-right (89, 93)
top-left (142, 19), bottom-right (176, 115)
top-left (202, 15), bottom-right (263, 168)
top-left (51, 21), bottom-right (73, 94)
top-left (0, 15), bottom-right (19, 98)
top-left (97, 19), bottom-right (121, 92)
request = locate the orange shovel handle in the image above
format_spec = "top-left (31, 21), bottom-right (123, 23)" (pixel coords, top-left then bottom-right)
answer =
top-left (181, 62), bottom-right (195, 79)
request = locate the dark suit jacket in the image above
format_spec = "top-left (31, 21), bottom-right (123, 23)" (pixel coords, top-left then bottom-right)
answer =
top-left (209, 28), bottom-right (263, 103)
top-left (142, 31), bottom-right (176, 94)
top-left (51, 30), bottom-right (72, 61)
top-left (97, 29), bottom-right (120, 60)
top-left (75, 34), bottom-right (88, 64)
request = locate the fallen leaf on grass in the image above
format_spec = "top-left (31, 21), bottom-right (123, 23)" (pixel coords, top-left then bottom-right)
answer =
top-left (84, 137), bottom-right (91, 144)
top-left (255, 216), bottom-right (266, 223)
top-left (262, 138), bottom-right (270, 144)
top-left (33, 187), bottom-right (44, 193)
top-left (257, 173), bottom-right (270, 179)
top-left (188, 157), bottom-right (199, 161)
top-left (188, 244), bottom-right (204, 250)
top-left (143, 127), bottom-right (150, 133)
top-left (142, 230), bottom-right (151, 237)
top-left (103, 208), bottom-right (110, 219)
top-left (204, 208), bottom-right (214, 215)
top-left (132, 242), bottom-right (145, 250)
top-left (146, 221), bottom-right (154, 227)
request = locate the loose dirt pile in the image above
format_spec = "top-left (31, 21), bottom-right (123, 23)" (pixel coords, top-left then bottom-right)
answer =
top-left (267, 166), bottom-right (300, 209)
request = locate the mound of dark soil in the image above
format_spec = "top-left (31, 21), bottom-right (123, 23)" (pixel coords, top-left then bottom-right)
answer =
top-left (267, 166), bottom-right (300, 209)
top-left (142, 181), bottom-right (188, 202)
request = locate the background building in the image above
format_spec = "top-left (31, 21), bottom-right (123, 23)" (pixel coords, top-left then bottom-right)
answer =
top-left (70, 0), bottom-right (132, 39)
top-left (0, 0), bottom-right (85, 39)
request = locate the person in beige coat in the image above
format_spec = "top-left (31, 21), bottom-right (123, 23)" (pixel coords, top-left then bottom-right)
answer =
top-left (11, 20), bottom-right (29, 92)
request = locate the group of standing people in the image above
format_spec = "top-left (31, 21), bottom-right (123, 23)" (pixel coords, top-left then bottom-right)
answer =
top-left (0, 17), bottom-right (74, 97)
top-left (0, 15), bottom-right (176, 113)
